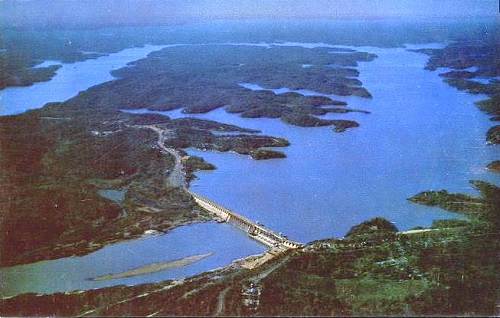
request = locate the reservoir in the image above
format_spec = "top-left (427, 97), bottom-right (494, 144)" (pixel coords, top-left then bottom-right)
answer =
top-left (183, 44), bottom-right (499, 242)
top-left (1, 43), bottom-right (498, 297)
top-left (0, 45), bottom-right (168, 116)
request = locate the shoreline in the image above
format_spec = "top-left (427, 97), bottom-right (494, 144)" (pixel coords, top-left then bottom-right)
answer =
top-left (2, 38), bottom-right (498, 299)
top-left (90, 252), bottom-right (214, 281)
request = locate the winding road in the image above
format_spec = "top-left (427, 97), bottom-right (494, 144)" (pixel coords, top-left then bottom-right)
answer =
top-left (144, 125), bottom-right (186, 188)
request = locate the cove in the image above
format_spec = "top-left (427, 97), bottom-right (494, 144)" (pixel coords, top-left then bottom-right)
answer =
top-left (1, 43), bottom-right (498, 298)
top-left (0, 45), bottom-right (168, 116)
top-left (163, 44), bottom-right (499, 243)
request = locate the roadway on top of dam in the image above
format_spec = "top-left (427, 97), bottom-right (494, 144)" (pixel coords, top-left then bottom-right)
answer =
top-left (189, 190), bottom-right (303, 251)
top-left (142, 123), bottom-right (302, 251)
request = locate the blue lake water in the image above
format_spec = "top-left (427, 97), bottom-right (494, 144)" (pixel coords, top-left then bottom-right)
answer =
top-left (470, 77), bottom-right (500, 85)
top-left (98, 189), bottom-right (127, 204)
top-left (0, 45), bottom-right (167, 116)
top-left (1, 42), bottom-right (498, 298)
top-left (146, 45), bottom-right (499, 242)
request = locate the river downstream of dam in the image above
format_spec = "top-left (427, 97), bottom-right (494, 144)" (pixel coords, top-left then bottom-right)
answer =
top-left (1, 43), bottom-right (499, 298)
